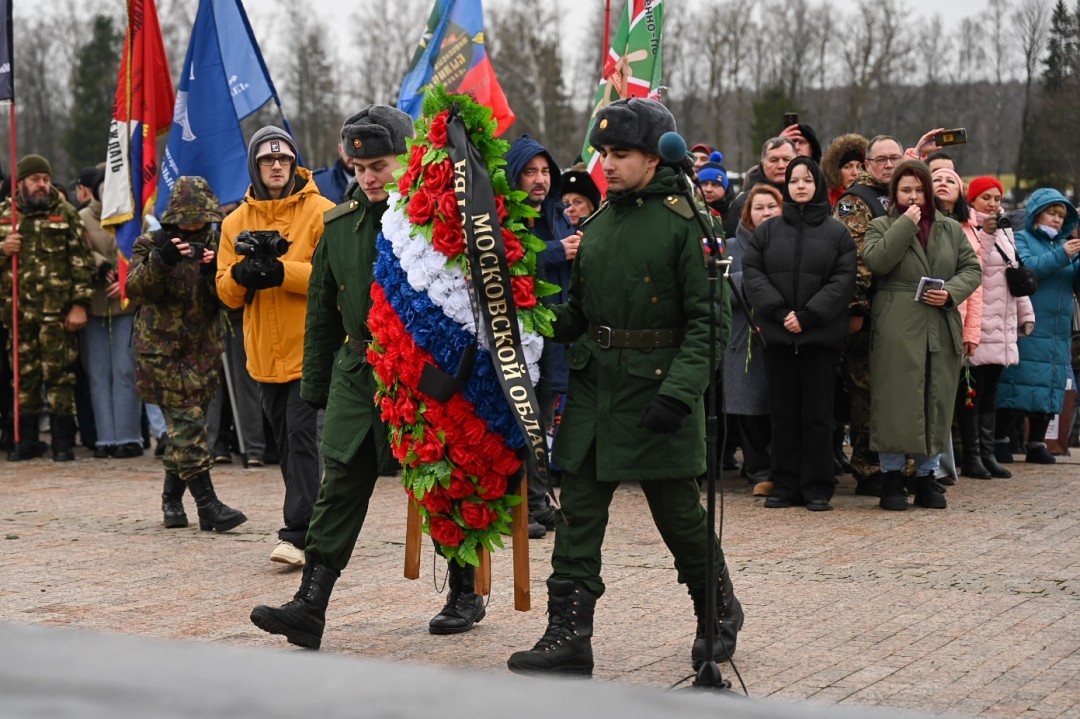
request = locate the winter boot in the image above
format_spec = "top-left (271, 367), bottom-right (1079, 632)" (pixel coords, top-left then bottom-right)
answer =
top-left (6, 415), bottom-right (47, 461)
top-left (959, 414), bottom-right (990, 478)
top-left (250, 561), bottom-right (339, 649)
top-left (161, 471), bottom-right (189, 529)
top-left (689, 565), bottom-right (744, 667)
top-left (913, 474), bottom-right (948, 509)
top-left (50, 414), bottom-right (77, 462)
top-left (187, 471), bottom-right (247, 532)
top-left (1025, 442), bottom-right (1056, 464)
top-left (878, 470), bottom-right (909, 511)
top-left (429, 561), bottom-right (486, 634)
top-left (979, 413), bottom-right (1011, 478)
top-left (507, 578), bottom-right (597, 676)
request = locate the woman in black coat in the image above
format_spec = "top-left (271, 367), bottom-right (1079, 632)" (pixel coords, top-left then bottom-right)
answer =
top-left (742, 157), bottom-right (857, 510)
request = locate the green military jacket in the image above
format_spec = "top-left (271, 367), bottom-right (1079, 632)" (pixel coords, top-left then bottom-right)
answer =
top-left (551, 166), bottom-right (731, 481)
top-left (0, 189), bottom-right (94, 322)
top-left (301, 188), bottom-right (392, 469)
top-left (126, 226), bottom-right (224, 409)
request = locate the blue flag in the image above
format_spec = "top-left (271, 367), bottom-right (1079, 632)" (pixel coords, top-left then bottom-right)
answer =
top-left (156, 0), bottom-right (285, 214)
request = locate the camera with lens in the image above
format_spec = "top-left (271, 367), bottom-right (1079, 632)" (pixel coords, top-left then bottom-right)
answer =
top-left (235, 229), bottom-right (291, 260)
top-left (996, 215), bottom-right (1012, 230)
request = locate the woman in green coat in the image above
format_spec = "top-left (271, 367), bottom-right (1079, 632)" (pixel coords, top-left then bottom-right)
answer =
top-left (863, 161), bottom-right (982, 511)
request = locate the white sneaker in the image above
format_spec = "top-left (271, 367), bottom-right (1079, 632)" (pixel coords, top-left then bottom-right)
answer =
top-left (270, 540), bottom-right (305, 566)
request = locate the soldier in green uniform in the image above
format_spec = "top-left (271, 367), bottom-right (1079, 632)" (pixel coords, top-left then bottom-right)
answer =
top-left (250, 105), bottom-right (485, 651)
top-left (0, 154), bottom-right (94, 462)
top-left (126, 176), bottom-right (246, 533)
top-left (507, 99), bottom-right (743, 677)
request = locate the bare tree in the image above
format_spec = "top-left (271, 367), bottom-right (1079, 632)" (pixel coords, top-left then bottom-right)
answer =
top-left (350, 0), bottom-right (427, 108)
top-left (839, 1), bottom-right (912, 130)
top-left (1014, 0), bottom-right (1052, 190)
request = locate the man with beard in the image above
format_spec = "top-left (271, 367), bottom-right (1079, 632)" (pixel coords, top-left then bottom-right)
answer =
top-left (833, 135), bottom-right (904, 494)
top-left (0, 155), bottom-right (94, 461)
top-left (505, 135), bottom-right (576, 538)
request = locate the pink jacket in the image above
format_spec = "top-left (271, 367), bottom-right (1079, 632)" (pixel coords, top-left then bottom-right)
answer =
top-left (957, 217), bottom-right (984, 347)
top-left (970, 211), bottom-right (1035, 367)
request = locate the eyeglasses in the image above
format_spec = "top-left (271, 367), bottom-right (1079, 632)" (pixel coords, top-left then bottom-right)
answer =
top-left (868, 155), bottom-right (903, 167)
top-left (258, 155), bottom-right (294, 167)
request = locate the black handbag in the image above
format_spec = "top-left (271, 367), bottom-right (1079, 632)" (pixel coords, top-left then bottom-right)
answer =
top-left (993, 239), bottom-right (1038, 297)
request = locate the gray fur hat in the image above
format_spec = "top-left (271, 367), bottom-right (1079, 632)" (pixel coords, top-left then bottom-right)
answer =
top-left (588, 98), bottom-right (676, 156)
top-left (341, 105), bottom-right (414, 160)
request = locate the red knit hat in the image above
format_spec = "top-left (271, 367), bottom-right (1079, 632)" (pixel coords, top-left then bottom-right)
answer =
top-left (967, 176), bottom-right (1004, 203)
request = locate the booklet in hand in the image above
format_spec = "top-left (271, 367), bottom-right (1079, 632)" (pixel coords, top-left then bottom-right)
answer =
top-left (915, 277), bottom-right (945, 303)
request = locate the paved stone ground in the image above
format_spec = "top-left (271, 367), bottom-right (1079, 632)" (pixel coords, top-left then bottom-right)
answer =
top-left (1, 447), bottom-right (1078, 718)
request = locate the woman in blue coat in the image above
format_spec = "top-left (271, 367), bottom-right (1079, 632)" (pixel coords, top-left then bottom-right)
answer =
top-left (995, 188), bottom-right (1080, 464)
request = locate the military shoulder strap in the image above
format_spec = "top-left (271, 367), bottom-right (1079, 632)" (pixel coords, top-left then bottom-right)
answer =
top-left (661, 194), bottom-right (694, 220)
top-left (323, 199), bottom-right (361, 224)
top-left (839, 183), bottom-right (889, 219)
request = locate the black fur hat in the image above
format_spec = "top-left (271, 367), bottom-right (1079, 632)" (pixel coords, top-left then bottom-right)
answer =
top-left (588, 98), bottom-right (676, 156)
top-left (341, 105), bottom-right (415, 160)
top-left (561, 168), bottom-right (601, 210)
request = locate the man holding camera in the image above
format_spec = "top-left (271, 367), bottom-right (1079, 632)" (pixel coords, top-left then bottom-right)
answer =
top-left (217, 126), bottom-right (335, 567)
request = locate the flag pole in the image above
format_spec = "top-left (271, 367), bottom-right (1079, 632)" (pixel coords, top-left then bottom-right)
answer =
top-left (602, 0), bottom-right (612, 63)
top-left (7, 99), bottom-right (18, 444)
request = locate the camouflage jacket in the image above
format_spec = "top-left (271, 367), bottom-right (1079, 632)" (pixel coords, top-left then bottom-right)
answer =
top-left (0, 189), bottom-right (94, 323)
top-left (833, 171), bottom-right (889, 314)
top-left (126, 226), bottom-right (223, 407)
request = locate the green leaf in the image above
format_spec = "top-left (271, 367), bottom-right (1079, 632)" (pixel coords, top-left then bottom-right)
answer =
top-left (534, 279), bottom-right (561, 298)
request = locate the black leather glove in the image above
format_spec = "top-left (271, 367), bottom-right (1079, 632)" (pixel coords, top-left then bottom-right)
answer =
top-left (232, 259), bottom-right (284, 289)
top-left (156, 238), bottom-right (183, 267)
top-left (637, 394), bottom-right (691, 434)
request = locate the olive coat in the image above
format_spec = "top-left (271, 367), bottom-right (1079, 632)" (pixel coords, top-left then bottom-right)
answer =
top-left (550, 167), bottom-right (731, 481)
top-left (863, 210), bottom-right (982, 456)
top-left (300, 188), bottom-right (393, 471)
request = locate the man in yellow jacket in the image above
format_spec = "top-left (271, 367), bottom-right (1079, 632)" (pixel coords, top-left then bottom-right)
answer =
top-left (216, 126), bottom-right (335, 566)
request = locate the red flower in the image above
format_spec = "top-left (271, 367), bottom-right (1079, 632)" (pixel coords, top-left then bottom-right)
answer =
top-left (423, 159), bottom-right (454, 193)
top-left (432, 218), bottom-right (465, 258)
top-left (397, 394), bottom-right (419, 425)
top-left (494, 195), bottom-right (508, 222)
top-left (492, 452), bottom-right (522, 478)
top-left (398, 144), bottom-right (426, 195)
top-left (415, 433), bottom-right (445, 463)
top-left (407, 188), bottom-right (436, 225)
top-left (421, 486), bottom-right (453, 515)
top-left (379, 395), bottom-right (398, 424)
top-left (437, 190), bottom-right (462, 231)
top-left (503, 229), bottom-right (525, 265)
top-left (461, 501), bottom-right (498, 530)
top-left (446, 467), bottom-right (476, 499)
top-left (391, 434), bottom-right (411, 462)
top-left (429, 111), bottom-right (450, 148)
top-left (429, 515), bottom-right (463, 546)
top-left (477, 472), bottom-right (508, 500)
top-left (511, 275), bottom-right (537, 309)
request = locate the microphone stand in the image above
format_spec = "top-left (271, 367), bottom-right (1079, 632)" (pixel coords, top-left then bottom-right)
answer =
top-left (669, 166), bottom-right (758, 695)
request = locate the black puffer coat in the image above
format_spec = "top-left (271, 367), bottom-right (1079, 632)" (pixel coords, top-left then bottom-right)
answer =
top-left (741, 157), bottom-right (857, 351)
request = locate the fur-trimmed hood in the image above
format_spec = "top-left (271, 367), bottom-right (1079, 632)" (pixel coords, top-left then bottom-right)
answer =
top-left (821, 133), bottom-right (868, 190)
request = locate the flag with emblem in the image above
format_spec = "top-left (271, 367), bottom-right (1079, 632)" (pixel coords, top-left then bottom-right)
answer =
top-left (100, 0), bottom-right (174, 294)
top-left (156, 0), bottom-right (294, 215)
top-left (0, 0), bottom-right (13, 102)
top-left (397, 0), bottom-right (515, 136)
top-left (581, 0), bottom-right (665, 195)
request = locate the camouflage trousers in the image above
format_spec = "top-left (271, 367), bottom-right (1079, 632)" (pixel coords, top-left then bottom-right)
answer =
top-left (846, 322), bottom-right (878, 477)
top-left (3, 315), bottom-right (78, 416)
top-left (161, 403), bottom-right (212, 481)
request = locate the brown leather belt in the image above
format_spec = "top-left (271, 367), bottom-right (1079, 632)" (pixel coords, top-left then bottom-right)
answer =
top-left (588, 324), bottom-right (683, 349)
top-left (345, 336), bottom-right (368, 357)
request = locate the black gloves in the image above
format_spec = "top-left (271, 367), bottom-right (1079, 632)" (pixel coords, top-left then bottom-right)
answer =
top-left (231, 259), bottom-right (285, 290)
top-left (637, 394), bottom-right (691, 434)
top-left (96, 262), bottom-right (113, 282)
top-left (156, 238), bottom-right (183, 266)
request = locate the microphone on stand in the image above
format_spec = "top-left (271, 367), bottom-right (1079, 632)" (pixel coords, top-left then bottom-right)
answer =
top-left (657, 132), bottom-right (697, 178)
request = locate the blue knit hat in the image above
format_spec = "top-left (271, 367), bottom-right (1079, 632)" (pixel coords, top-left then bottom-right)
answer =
top-left (696, 151), bottom-right (728, 190)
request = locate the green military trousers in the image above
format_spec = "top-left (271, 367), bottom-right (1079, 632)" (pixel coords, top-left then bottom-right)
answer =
top-left (7, 315), bottom-right (79, 415)
top-left (304, 433), bottom-right (380, 572)
top-left (161, 403), bottom-right (212, 481)
top-left (551, 443), bottom-right (726, 598)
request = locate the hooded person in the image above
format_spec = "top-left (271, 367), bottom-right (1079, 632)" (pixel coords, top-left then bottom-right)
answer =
top-left (994, 188), bottom-right (1080, 464)
top-left (741, 157), bottom-right (857, 510)
top-left (504, 135), bottom-right (576, 538)
top-left (216, 126), bottom-right (335, 567)
top-left (822, 134), bottom-right (868, 207)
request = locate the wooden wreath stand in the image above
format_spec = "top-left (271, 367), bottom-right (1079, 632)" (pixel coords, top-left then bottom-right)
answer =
top-left (404, 473), bottom-right (530, 611)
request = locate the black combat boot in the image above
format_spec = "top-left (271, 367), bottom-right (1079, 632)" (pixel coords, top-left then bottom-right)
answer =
top-left (429, 561), bottom-right (486, 634)
top-left (878, 470), bottom-right (909, 511)
top-left (506, 578), bottom-right (596, 677)
top-left (250, 561), bottom-right (339, 650)
top-left (161, 471), bottom-right (188, 529)
top-left (50, 414), bottom-right (77, 462)
top-left (979, 412), bottom-right (1011, 478)
top-left (689, 565), bottom-right (744, 667)
top-left (7, 415), bottom-right (47, 461)
top-left (959, 414), bottom-right (990, 478)
top-left (187, 471), bottom-right (247, 532)
top-left (913, 474), bottom-right (947, 509)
